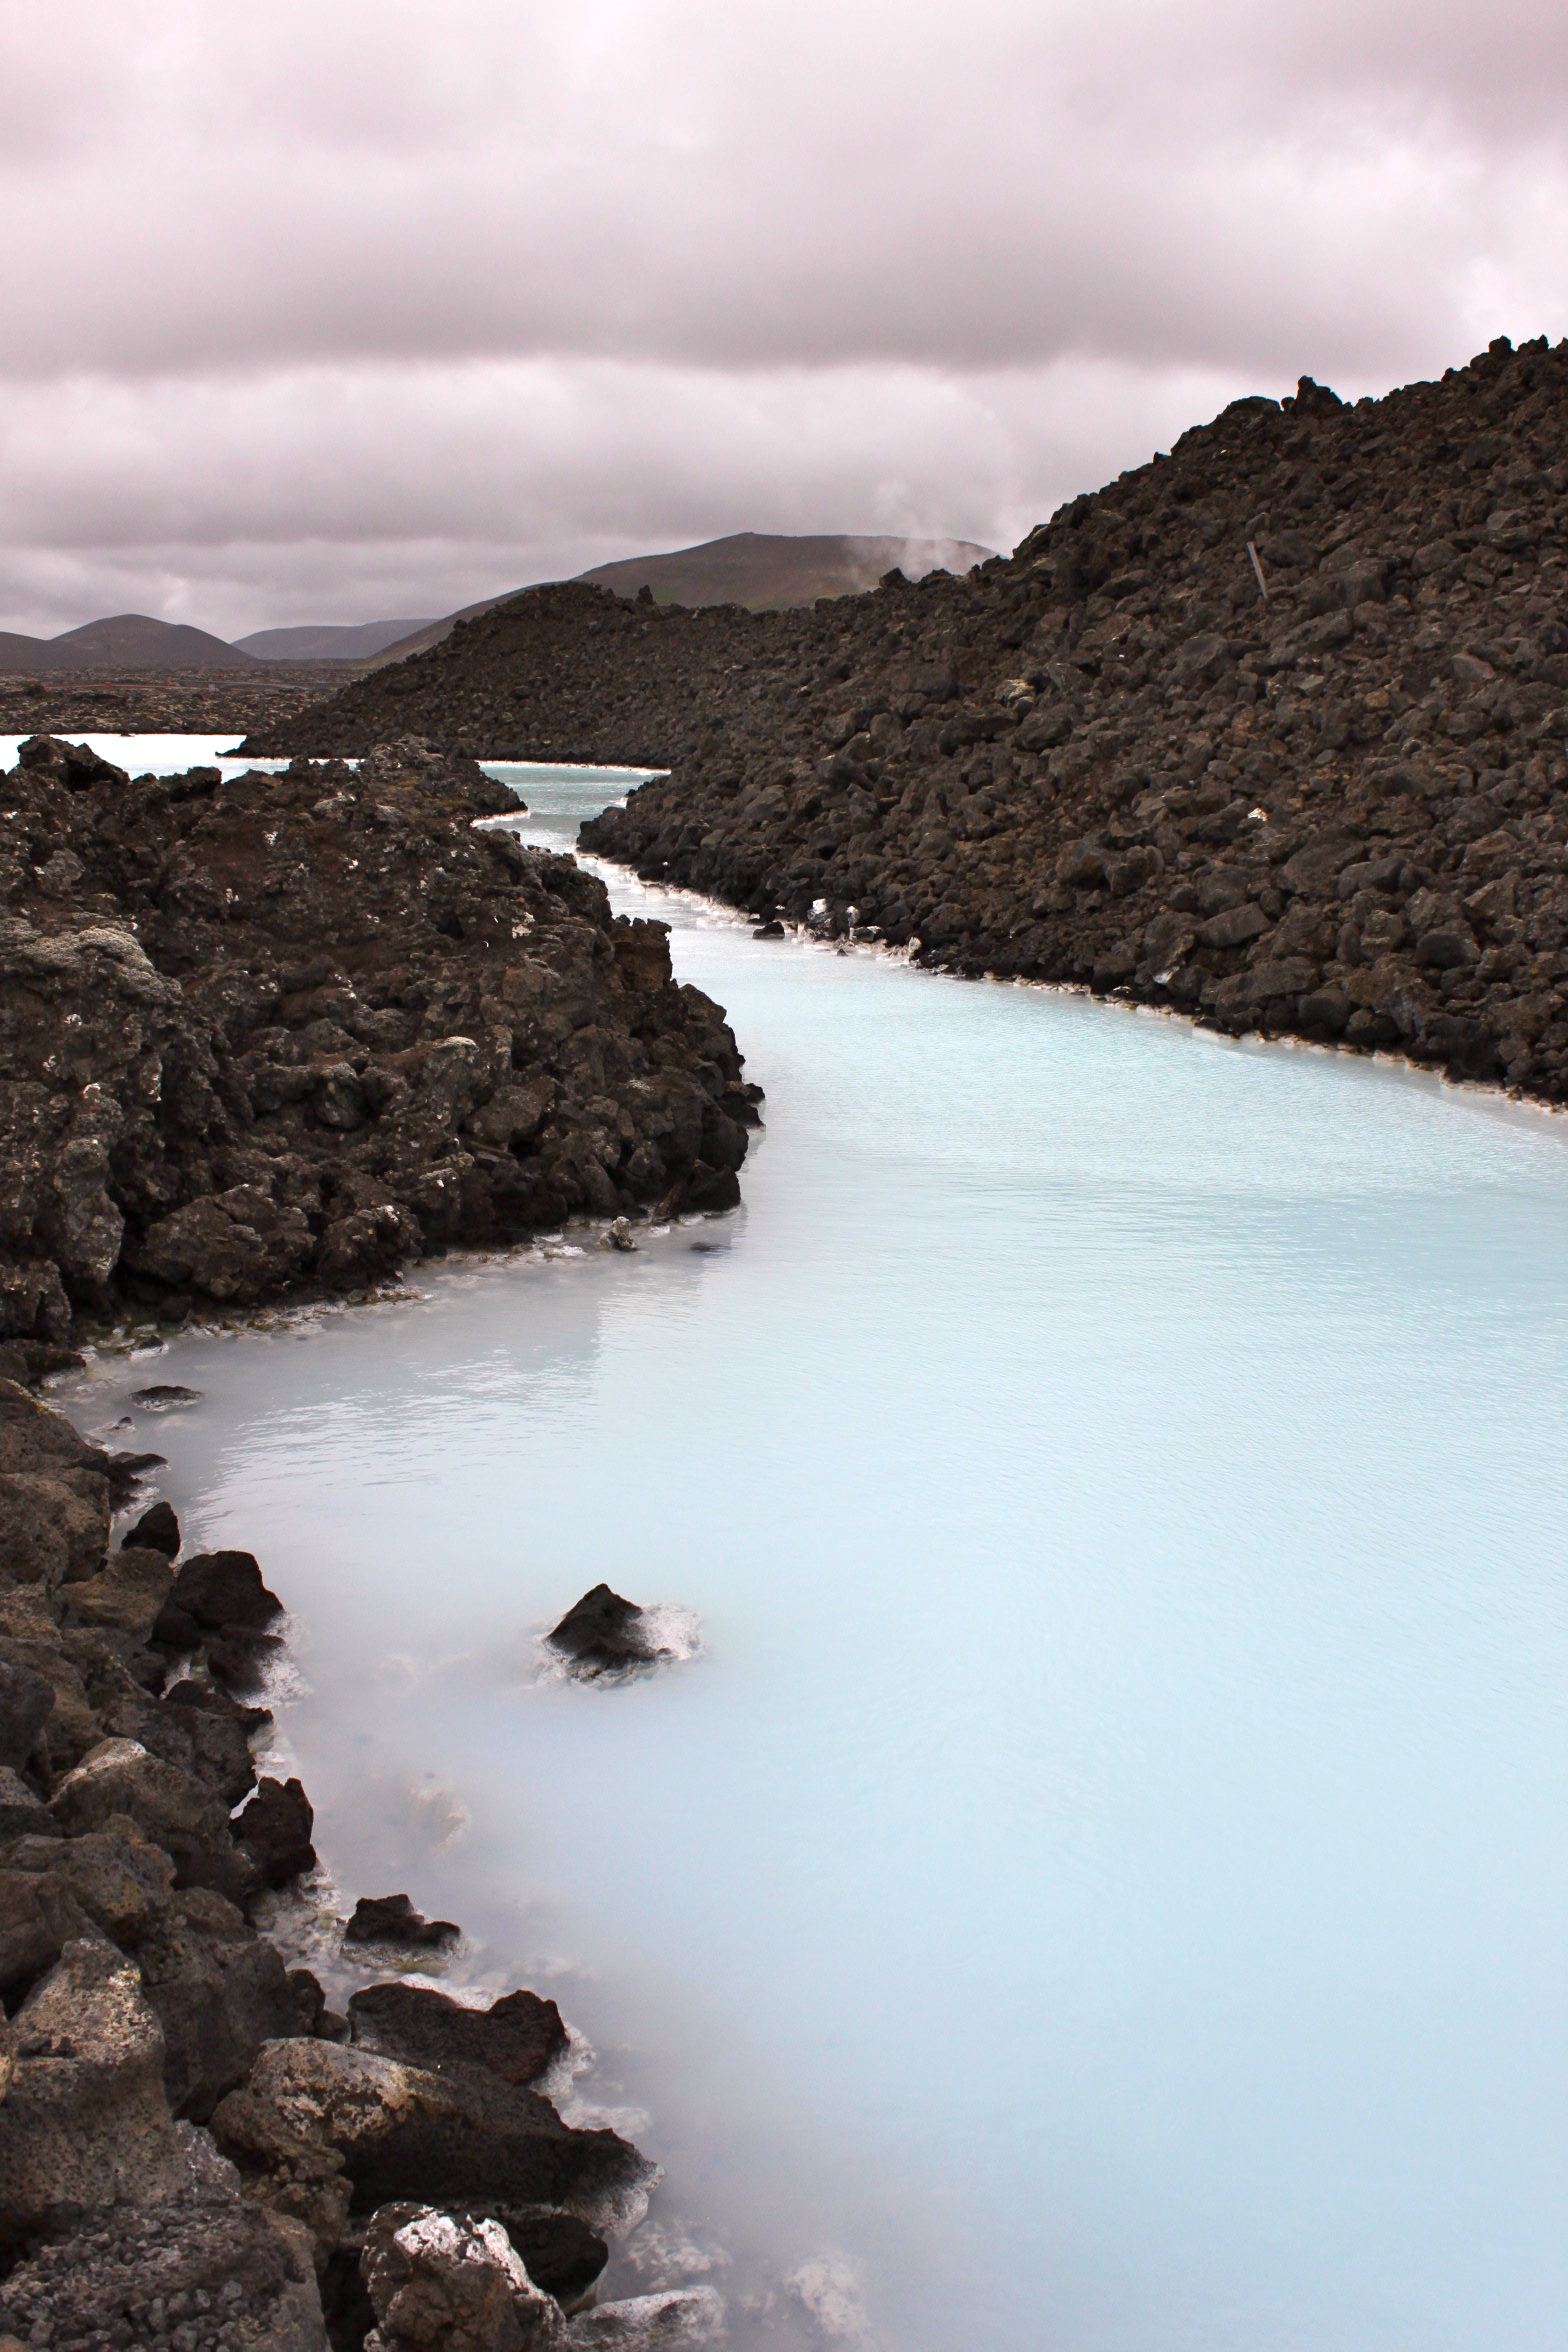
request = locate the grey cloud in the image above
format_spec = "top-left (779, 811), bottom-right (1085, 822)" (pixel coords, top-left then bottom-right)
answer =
top-left (2, 0), bottom-right (1566, 378)
top-left (1, 0), bottom-right (1565, 631)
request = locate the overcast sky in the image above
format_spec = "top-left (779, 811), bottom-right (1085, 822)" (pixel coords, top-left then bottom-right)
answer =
top-left (3, 0), bottom-right (1566, 637)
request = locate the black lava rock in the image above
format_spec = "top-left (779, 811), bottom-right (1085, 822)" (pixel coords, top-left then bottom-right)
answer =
top-left (547, 1583), bottom-right (667, 1675)
top-left (344, 1892), bottom-right (460, 1949)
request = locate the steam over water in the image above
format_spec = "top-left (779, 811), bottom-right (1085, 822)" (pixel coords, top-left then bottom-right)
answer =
top-left (60, 754), bottom-right (1568, 2351)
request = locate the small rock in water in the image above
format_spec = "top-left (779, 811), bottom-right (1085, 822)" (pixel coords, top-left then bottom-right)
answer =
top-left (752, 918), bottom-right (785, 939)
top-left (344, 1892), bottom-right (460, 1949)
top-left (547, 1584), bottom-right (671, 1676)
top-left (130, 1384), bottom-right (202, 1413)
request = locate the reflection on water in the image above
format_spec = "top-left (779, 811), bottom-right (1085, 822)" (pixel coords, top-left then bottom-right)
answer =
top-left (60, 760), bottom-right (1568, 2352)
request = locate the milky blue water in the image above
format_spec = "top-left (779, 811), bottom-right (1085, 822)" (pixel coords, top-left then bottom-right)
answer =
top-left (57, 753), bottom-right (1568, 2352)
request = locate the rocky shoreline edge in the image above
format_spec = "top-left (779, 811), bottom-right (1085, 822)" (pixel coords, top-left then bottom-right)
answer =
top-left (0, 733), bottom-right (754, 2348)
top-left (0, 1370), bottom-right (721, 2352)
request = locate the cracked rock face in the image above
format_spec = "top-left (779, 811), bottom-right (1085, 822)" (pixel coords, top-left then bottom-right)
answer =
top-left (265, 333), bottom-right (1568, 1106)
top-left (0, 739), bottom-right (754, 1349)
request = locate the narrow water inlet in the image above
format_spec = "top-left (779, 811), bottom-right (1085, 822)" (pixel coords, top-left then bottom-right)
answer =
top-left (47, 750), bottom-right (1568, 2352)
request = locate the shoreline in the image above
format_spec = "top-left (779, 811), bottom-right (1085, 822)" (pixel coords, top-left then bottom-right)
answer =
top-left (0, 1369), bottom-right (720, 2349)
top-left (578, 838), bottom-right (1568, 1137)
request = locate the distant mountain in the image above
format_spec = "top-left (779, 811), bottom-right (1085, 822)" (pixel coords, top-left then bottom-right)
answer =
top-left (0, 614), bottom-right (258, 673)
top-left (235, 619), bottom-right (438, 662)
top-left (359, 533), bottom-right (994, 675)
top-left (575, 531), bottom-right (997, 611)
top-left (360, 598), bottom-right (511, 671)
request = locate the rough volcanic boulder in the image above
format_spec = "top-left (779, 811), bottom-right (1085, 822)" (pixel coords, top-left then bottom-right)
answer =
top-left (0, 1865), bottom-right (95, 2003)
top-left (49, 1737), bottom-right (256, 1903)
top-left (214, 2038), bottom-right (654, 2233)
top-left (1, 1820), bottom-right (173, 1948)
top-left (61, 1542), bottom-right (173, 1641)
top-left (0, 2192), bottom-right (329, 2352)
top-left (547, 1586), bottom-right (670, 1675)
top-left (234, 1774), bottom-right (317, 1888)
top-left (122, 1497), bottom-right (180, 1557)
top-left (348, 1981), bottom-right (568, 2089)
top-left (152, 1548), bottom-right (285, 1692)
top-left (137, 1887), bottom-right (300, 2121)
top-left (0, 1379), bottom-right (111, 1592)
top-left (0, 1940), bottom-right (191, 2240)
top-left (360, 2203), bottom-right (566, 2351)
top-left (144, 1678), bottom-right (263, 1808)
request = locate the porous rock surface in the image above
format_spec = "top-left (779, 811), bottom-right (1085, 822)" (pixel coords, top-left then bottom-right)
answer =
top-left (0, 735), bottom-right (754, 1354)
top-left (263, 336), bottom-right (1568, 1103)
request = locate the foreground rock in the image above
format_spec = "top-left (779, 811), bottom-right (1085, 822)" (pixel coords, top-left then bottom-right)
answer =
top-left (548, 1587), bottom-right (673, 1676)
top-left (360, 2203), bottom-right (567, 2350)
top-left (262, 334), bottom-right (1568, 1107)
top-left (0, 736), bottom-right (755, 1346)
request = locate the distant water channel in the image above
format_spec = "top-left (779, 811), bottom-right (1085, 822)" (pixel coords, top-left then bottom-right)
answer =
top-left (33, 742), bottom-right (1568, 2352)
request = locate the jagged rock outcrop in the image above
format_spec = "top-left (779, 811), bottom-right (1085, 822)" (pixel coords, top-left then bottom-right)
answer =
top-left (0, 735), bottom-right (754, 1349)
top-left (260, 335), bottom-right (1568, 1104)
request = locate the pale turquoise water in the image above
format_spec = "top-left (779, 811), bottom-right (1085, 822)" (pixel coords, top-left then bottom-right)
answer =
top-left (58, 755), bottom-right (1568, 2352)
top-left (0, 732), bottom-right (287, 778)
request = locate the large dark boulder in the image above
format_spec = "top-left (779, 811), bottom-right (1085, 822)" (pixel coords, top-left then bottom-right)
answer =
top-left (348, 1980), bottom-right (568, 2089)
top-left (153, 1547), bottom-right (283, 1645)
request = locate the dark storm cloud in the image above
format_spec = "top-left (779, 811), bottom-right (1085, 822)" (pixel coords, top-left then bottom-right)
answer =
top-left (2, 0), bottom-right (1566, 632)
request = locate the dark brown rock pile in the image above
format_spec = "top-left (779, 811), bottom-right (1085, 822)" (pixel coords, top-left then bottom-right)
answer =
top-left (260, 334), bottom-right (1568, 1105)
top-left (0, 732), bottom-right (756, 1357)
top-left (0, 1379), bottom-right (711, 2349)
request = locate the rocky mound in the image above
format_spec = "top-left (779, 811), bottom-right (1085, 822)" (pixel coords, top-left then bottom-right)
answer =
top-left (260, 334), bottom-right (1568, 1106)
top-left (0, 733), bottom-right (757, 1357)
top-left (574, 530), bottom-right (997, 610)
